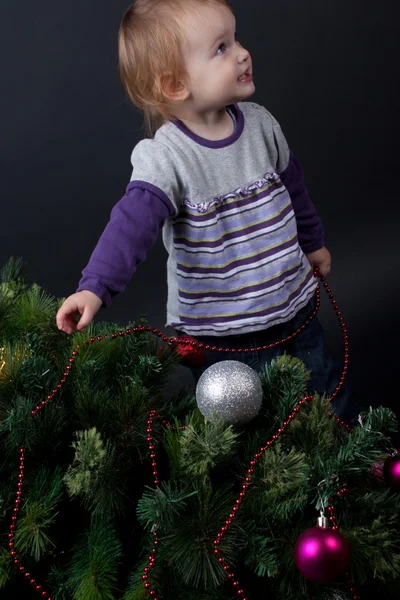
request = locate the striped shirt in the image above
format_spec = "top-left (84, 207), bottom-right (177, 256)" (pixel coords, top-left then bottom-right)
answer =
top-left (77, 102), bottom-right (324, 336)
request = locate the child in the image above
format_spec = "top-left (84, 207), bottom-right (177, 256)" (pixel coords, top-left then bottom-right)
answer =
top-left (56, 0), bottom-right (358, 423)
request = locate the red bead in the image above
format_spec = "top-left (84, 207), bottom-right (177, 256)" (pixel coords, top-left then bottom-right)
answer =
top-left (144, 582), bottom-right (151, 589)
top-left (36, 585), bottom-right (42, 591)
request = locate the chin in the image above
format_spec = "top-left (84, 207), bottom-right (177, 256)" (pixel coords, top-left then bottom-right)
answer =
top-left (240, 84), bottom-right (256, 101)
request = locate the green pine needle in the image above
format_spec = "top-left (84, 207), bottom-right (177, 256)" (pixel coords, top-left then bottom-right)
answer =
top-left (67, 520), bottom-right (122, 600)
top-left (179, 419), bottom-right (239, 480)
top-left (64, 428), bottom-right (106, 498)
top-left (14, 501), bottom-right (58, 561)
top-left (137, 482), bottom-right (198, 531)
top-left (0, 546), bottom-right (14, 588)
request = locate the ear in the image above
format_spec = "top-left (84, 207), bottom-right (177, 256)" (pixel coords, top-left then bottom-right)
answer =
top-left (158, 71), bottom-right (190, 103)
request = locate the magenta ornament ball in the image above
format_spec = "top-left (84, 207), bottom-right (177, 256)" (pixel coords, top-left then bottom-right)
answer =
top-left (383, 455), bottom-right (400, 490)
top-left (294, 526), bottom-right (351, 584)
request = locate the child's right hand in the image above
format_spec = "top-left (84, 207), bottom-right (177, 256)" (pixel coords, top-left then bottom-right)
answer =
top-left (56, 290), bottom-right (103, 334)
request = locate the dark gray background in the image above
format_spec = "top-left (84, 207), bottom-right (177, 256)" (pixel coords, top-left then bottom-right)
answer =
top-left (1, 1), bottom-right (399, 413)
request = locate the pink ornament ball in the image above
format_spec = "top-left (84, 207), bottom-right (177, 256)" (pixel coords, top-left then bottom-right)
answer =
top-left (294, 525), bottom-right (351, 584)
top-left (383, 455), bottom-right (400, 491)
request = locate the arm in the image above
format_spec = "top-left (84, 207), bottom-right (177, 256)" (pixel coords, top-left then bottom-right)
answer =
top-left (279, 149), bottom-right (325, 254)
top-left (56, 183), bottom-right (175, 334)
top-left (76, 182), bottom-right (175, 307)
top-left (279, 150), bottom-right (331, 276)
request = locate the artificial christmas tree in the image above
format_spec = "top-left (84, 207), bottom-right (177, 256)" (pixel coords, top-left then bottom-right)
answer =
top-left (0, 257), bottom-right (400, 600)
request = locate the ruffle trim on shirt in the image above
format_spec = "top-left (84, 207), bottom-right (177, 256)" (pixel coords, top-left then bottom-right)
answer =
top-left (183, 172), bottom-right (281, 214)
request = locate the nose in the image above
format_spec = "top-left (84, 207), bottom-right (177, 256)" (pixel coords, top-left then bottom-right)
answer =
top-left (237, 42), bottom-right (250, 64)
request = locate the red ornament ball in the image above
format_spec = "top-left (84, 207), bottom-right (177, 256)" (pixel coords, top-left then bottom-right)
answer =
top-left (383, 454), bottom-right (400, 491)
top-left (294, 525), bottom-right (351, 584)
top-left (174, 336), bottom-right (207, 368)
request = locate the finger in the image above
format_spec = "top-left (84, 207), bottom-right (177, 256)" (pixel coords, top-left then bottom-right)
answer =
top-left (76, 307), bottom-right (93, 331)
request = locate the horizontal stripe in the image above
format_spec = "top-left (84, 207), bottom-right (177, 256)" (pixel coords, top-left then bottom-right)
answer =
top-left (174, 217), bottom-right (291, 255)
top-left (174, 200), bottom-right (293, 250)
top-left (174, 213), bottom-right (296, 268)
top-left (179, 261), bottom-right (305, 301)
top-left (178, 177), bottom-right (284, 220)
top-left (170, 286), bottom-right (316, 334)
top-left (173, 187), bottom-right (290, 244)
top-left (177, 232), bottom-right (298, 274)
top-left (178, 269), bottom-right (312, 317)
top-left (176, 273), bottom-right (316, 325)
top-left (178, 245), bottom-right (301, 289)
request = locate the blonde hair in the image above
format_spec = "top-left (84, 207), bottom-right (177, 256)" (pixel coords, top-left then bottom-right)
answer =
top-left (118, 0), bottom-right (234, 138)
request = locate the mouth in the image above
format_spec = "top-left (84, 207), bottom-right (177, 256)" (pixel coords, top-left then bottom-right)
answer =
top-left (238, 69), bottom-right (253, 83)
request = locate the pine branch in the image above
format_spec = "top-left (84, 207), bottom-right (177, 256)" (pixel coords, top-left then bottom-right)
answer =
top-left (0, 395), bottom-right (37, 452)
top-left (64, 428), bottom-right (128, 518)
top-left (247, 444), bottom-right (310, 521)
top-left (344, 515), bottom-right (400, 584)
top-left (64, 428), bottom-right (107, 497)
top-left (0, 257), bottom-right (28, 285)
top-left (47, 564), bottom-right (70, 600)
top-left (259, 354), bottom-right (310, 424)
top-left (13, 467), bottom-right (63, 561)
top-left (282, 394), bottom-right (336, 459)
top-left (0, 545), bottom-right (14, 589)
top-left (179, 418), bottom-right (239, 481)
top-left (10, 284), bottom-right (59, 337)
top-left (243, 532), bottom-right (279, 577)
top-left (66, 520), bottom-right (122, 600)
top-left (161, 482), bottom-right (246, 589)
top-left (137, 482), bottom-right (198, 532)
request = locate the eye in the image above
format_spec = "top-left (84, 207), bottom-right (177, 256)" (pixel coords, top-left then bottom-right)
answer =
top-left (216, 43), bottom-right (226, 55)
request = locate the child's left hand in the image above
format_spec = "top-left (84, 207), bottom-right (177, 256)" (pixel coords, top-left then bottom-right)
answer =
top-left (306, 246), bottom-right (331, 277)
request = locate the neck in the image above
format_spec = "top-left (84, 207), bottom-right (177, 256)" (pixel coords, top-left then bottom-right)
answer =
top-left (171, 104), bottom-right (235, 139)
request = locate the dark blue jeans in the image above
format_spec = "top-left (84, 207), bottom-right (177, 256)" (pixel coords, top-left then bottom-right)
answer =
top-left (177, 300), bottom-right (359, 426)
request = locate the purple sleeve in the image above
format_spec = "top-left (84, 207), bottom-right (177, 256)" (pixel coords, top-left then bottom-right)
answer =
top-left (279, 149), bottom-right (325, 254)
top-left (76, 182), bottom-right (174, 307)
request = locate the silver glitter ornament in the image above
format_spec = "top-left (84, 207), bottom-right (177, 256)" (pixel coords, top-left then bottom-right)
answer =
top-left (196, 360), bottom-right (263, 426)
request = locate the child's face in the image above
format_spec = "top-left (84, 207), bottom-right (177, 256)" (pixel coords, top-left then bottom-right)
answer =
top-left (181, 4), bottom-right (255, 111)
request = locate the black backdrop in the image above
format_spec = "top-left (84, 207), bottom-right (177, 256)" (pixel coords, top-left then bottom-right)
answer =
top-left (1, 0), bottom-right (399, 413)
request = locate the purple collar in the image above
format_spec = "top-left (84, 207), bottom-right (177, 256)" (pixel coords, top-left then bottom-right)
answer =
top-left (171, 104), bottom-right (244, 149)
